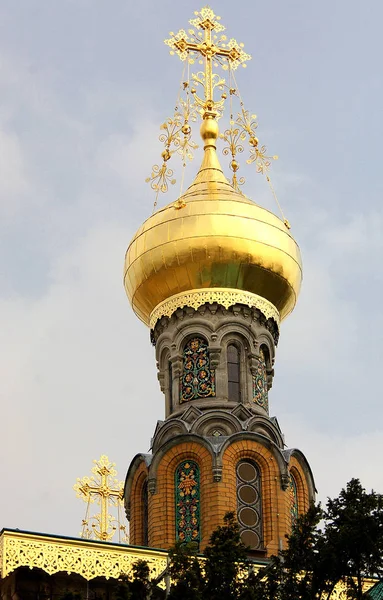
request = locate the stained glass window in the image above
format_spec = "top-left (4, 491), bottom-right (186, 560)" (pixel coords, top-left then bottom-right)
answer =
top-left (236, 460), bottom-right (263, 550)
top-left (175, 460), bottom-right (200, 547)
top-left (227, 344), bottom-right (241, 402)
top-left (252, 348), bottom-right (268, 411)
top-left (142, 480), bottom-right (148, 546)
top-left (180, 337), bottom-right (215, 403)
top-left (289, 474), bottom-right (298, 526)
top-left (168, 359), bottom-right (173, 412)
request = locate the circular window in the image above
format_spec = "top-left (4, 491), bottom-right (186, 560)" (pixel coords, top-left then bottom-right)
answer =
top-left (237, 461), bottom-right (257, 483)
top-left (238, 506), bottom-right (259, 528)
top-left (237, 484), bottom-right (258, 505)
top-left (241, 529), bottom-right (260, 548)
top-left (236, 460), bottom-right (262, 551)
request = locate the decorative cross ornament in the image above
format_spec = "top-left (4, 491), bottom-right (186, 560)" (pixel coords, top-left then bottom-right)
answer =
top-left (73, 455), bottom-right (128, 543)
top-left (165, 6), bottom-right (251, 116)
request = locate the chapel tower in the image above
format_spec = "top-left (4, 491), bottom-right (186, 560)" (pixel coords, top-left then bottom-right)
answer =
top-left (123, 6), bottom-right (315, 556)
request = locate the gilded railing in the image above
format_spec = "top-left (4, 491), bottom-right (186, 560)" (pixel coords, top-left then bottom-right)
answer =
top-left (0, 528), bottom-right (376, 598)
top-left (0, 529), bottom-right (168, 582)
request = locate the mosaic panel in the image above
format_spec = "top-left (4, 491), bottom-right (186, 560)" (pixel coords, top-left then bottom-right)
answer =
top-left (252, 348), bottom-right (268, 411)
top-left (180, 337), bottom-right (215, 402)
top-left (175, 460), bottom-right (200, 547)
top-left (289, 474), bottom-right (298, 526)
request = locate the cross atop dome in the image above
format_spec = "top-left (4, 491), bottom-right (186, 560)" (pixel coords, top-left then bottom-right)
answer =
top-left (145, 5), bottom-right (283, 214)
top-left (165, 6), bottom-right (251, 116)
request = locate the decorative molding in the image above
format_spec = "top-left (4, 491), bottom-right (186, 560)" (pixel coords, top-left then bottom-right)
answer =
top-left (0, 529), bottom-right (375, 596)
top-left (213, 466), bottom-right (223, 482)
top-left (148, 478), bottom-right (157, 495)
top-left (0, 530), bottom-right (167, 582)
top-left (281, 473), bottom-right (290, 491)
top-left (150, 288), bottom-right (280, 330)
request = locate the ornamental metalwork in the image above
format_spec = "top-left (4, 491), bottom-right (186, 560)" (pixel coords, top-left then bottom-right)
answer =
top-left (165, 6), bottom-right (250, 114)
top-left (0, 530), bottom-right (168, 582)
top-left (150, 288), bottom-right (280, 330)
top-left (181, 337), bottom-right (215, 402)
top-left (289, 474), bottom-right (299, 526)
top-left (144, 5), bottom-right (289, 227)
top-left (236, 460), bottom-right (263, 550)
top-left (175, 461), bottom-right (201, 546)
top-left (252, 348), bottom-right (269, 411)
top-left (0, 530), bottom-right (376, 595)
top-left (73, 455), bottom-right (128, 543)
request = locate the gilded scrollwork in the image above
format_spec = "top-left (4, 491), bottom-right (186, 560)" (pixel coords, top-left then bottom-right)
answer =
top-left (149, 288), bottom-right (280, 330)
top-left (0, 530), bottom-right (167, 582)
top-left (0, 529), bottom-right (376, 596)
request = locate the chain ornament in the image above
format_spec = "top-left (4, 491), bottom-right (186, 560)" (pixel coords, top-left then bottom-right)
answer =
top-left (247, 139), bottom-right (279, 174)
top-left (220, 126), bottom-right (246, 191)
top-left (146, 89), bottom-right (199, 209)
top-left (234, 108), bottom-right (279, 174)
top-left (146, 6), bottom-right (289, 225)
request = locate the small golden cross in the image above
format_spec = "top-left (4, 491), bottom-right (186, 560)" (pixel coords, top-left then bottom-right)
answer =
top-left (165, 6), bottom-right (251, 116)
top-left (74, 455), bottom-right (125, 542)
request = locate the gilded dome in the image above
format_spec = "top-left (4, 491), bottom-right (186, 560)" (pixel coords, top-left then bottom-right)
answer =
top-left (124, 120), bottom-right (302, 329)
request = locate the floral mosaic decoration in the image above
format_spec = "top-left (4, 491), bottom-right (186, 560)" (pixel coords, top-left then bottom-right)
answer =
top-left (175, 461), bottom-right (200, 546)
top-left (181, 337), bottom-right (215, 402)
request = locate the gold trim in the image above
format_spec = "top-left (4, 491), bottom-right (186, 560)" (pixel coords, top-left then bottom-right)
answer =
top-left (0, 530), bottom-right (167, 582)
top-left (149, 288), bottom-right (280, 329)
top-left (0, 530), bottom-right (376, 595)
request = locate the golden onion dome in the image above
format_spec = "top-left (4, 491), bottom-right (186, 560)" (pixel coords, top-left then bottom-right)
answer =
top-left (124, 116), bottom-right (302, 329)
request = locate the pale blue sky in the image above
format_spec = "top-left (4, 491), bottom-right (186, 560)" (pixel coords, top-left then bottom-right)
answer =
top-left (0, 1), bottom-right (382, 538)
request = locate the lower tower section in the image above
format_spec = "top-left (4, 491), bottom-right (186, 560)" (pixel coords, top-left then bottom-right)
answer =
top-left (124, 303), bottom-right (315, 555)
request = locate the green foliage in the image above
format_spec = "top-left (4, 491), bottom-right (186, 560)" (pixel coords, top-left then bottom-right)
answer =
top-left (167, 542), bottom-right (205, 600)
top-left (167, 511), bottom-right (254, 600)
top-left (165, 480), bottom-right (383, 600)
top-left (251, 478), bottom-right (383, 600)
top-left (204, 511), bottom-right (248, 600)
top-left (112, 559), bottom-right (164, 600)
top-left (324, 478), bottom-right (383, 599)
top-left (66, 480), bottom-right (382, 600)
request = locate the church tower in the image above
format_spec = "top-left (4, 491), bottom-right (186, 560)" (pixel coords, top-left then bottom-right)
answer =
top-left (123, 6), bottom-right (315, 557)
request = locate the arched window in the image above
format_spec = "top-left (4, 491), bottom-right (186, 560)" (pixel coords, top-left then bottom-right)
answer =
top-left (236, 460), bottom-right (263, 550)
top-left (289, 474), bottom-right (298, 527)
top-left (252, 348), bottom-right (268, 411)
top-left (227, 344), bottom-right (240, 402)
top-left (142, 480), bottom-right (148, 546)
top-left (180, 337), bottom-right (215, 403)
top-left (168, 359), bottom-right (173, 413)
top-left (175, 460), bottom-right (201, 548)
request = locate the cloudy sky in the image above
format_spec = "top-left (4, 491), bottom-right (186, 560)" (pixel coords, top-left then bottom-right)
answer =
top-left (1, 0), bottom-right (382, 540)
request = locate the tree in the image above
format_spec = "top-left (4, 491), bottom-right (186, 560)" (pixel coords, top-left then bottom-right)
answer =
top-left (167, 542), bottom-right (205, 600)
top-left (167, 511), bottom-right (255, 600)
top-left (113, 559), bottom-right (165, 600)
top-left (324, 478), bottom-right (383, 600)
top-left (251, 478), bottom-right (383, 600)
top-left (204, 511), bottom-right (249, 600)
top-left (65, 481), bottom-right (383, 600)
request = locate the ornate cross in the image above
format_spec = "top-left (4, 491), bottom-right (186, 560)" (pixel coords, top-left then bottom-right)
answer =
top-left (165, 6), bottom-right (251, 116)
top-left (74, 455), bottom-right (127, 542)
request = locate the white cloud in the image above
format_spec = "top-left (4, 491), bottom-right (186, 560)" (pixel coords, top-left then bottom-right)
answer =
top-left (0, 223), bottom-right (161, 535)
top-left (0, 129), bottom-right (30, 217)
top-left (279, 410), bottom-right (383, 504)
